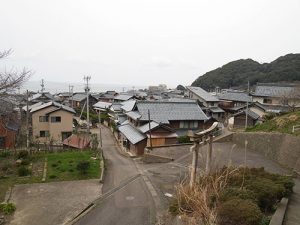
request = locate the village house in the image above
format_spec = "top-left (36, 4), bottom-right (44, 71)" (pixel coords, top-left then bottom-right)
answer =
top-left (251, 83), bottom-right (300, 107)
top-left (115, 100), bottom-right (209, 155)
top-left (249, 102), bottom-right (291, 119)
top-left (231, 109), bottom-right (261, 129)
top-left (98, 91), bottom-right (118, 102)
top-left (0, 98), bottom-right (20, 149)
top-left (70, 93), bottom-right (98, 111)
top-left (113, 94), bottom-right (134, 103)
top-left (217, 90), bottom-right (252, 118)
top-left (30, 101), bottom-right (75, 144)
top-left (29, 92), bottom-right (57, 104)
top-left (186, 86), bottom-right (225, 121)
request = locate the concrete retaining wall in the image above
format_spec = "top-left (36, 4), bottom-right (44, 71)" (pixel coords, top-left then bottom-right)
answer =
top-left (232, 132), bottom-right (300, 172)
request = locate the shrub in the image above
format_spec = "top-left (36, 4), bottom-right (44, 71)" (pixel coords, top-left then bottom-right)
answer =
top-left (17, 150), bottom-right (29, 159)
top-left (1, 162), bottom-right (11, 172)
top-left (0, 150), bottom-right (11, 158)
top-left (69, 169), bottom-right (74, 172)
top-left (218, 199), bottom-right (263, 225)
top-left (49, 174), bottom-right (57, 179)
top-left (247, 178), bottom-right (285, 212)
top-left (21, 159), bottom-right (30, 166)
top-left (76, 161), bottom-right (90, 174)
top-left (177, 136), bottom-right (191, 143)
top-left (18, 166), bottom-right (31, 176)
top-left (0, 203), bottom-right (16, 215)
top-left (220, 188), bottom-right (257, 203)
top-left (51, 163), bottom-right (58, 167)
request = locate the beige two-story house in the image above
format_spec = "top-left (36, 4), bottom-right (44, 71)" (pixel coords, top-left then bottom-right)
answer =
top-left (30, 101), bottom-right (75, 144)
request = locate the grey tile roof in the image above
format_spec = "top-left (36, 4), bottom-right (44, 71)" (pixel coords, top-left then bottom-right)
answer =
top-left (110, 103), bottom-right (122, 111)
top-left (114, 94), bottom-right (133, 101)
top-left (135, 101), bottom-right (208, 123)
top-left (137, 121), bottom-right (160, 133)
top-left (30, 101), bottom-right (76, 114)
top-left (29, 92), bottom-right (55, 102)
top-left (118, 124), bottom-right (146, 144)
top-left (253, 83), bottom-right (296, 97)
top-left (253, 102), bottom-right (291, 113)
top-left (121, 100), bottom-right (136, 112)
top-left (234, 109), bottom-right (260, 120)
top-left (22, 102), bottom-right (43, 112)
top-left (186, 86), bottom-right (219, 102)
top-left (218, 91), bottom-right (252, 103)
top-left (126, 111), bottom-right (142, 120)
top-left (72, 93), bottom-right (88, 102)
top-left (209, 107), bottom-right (225, 113)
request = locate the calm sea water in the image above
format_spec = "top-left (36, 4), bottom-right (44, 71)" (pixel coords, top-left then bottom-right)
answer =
top-left (20, 80), bottom-right (147, 94)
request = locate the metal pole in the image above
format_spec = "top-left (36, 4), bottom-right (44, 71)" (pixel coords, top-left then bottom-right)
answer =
top-left (26, 90), bottom-right (30, 150)
top-left (98, 110), bottom-right (102, 148)
top-left (245, 81), bottom-right (249, 129)
top-left (190, 142), bottom-right (199, 187)
top-left (84, 76), bottom-right (91, 133)
top-left (148, 109), bottom-right (153, 150)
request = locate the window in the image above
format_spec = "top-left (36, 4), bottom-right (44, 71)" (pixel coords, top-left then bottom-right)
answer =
top-left (51, 116), bottom-right (61, 123)
top-left (61, 132), bottom-right (72, 141)
top-left (180, 121), bottom-right (189, 129)
top-left (180, 121), bottom-right (198, 129)
top-left (192, 121), bottom-right (198, 128)
top-left (263, 99), bottom-right (272, 104)
top-left (39, 116), bottom-right (48, 122)
top-left (40, 131), bottom-right (50, 137)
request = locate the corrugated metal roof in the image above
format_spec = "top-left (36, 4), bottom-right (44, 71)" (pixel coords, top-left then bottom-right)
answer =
top-left (93, 101), bottom-right (112, 109)
top-left (118, 124), bottom-right (146, 144)
top-left (136, 101), bottom-right (208, 123)
top-left (137, 121), bottom-right (160, 133)
top-left (186, 86), bottom-right (219, 102)
top-left (218, 91), bottom-right (252, 102)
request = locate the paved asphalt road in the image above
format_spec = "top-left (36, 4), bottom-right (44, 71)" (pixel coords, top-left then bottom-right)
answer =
top-left (75, 126), bottom-right (155, 225)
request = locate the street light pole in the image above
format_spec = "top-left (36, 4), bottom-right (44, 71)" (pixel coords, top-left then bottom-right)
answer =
top-left (98, 110), bottom-right (102, 148)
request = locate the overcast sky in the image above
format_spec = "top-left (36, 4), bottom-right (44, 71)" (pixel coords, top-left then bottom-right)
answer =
top-left (1, 0), bottom-right (300, 88)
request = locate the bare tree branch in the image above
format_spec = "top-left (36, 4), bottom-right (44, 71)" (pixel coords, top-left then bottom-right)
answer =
top-left (0, 50), bottom-right (32, 94)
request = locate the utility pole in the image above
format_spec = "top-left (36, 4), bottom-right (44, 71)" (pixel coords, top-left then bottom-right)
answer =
top-left (148, 109), bottom-right (153, 150)
top-left (84, 76), bottom-right (91, 133)
top-left (26, 90), bottom-right (30, 150)
top-left (40, 79), bottom-right (45, 93)
top-left (245, 81), bottom-right (250, 129)
top-left (69, 85), bottom-right (74, 107)
top-left (98, 110), bottom-right (102, 148)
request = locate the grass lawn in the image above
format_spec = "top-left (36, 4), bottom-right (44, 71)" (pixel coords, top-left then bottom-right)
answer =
top-left (46, 150), bottom-right (100, 181)
top-left (246, 111), bottom-right (300, 135)
top-left (0, 150), bottom-right (101, 202)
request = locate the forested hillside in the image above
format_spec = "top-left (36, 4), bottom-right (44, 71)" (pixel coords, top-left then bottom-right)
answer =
top-left (192, 54), bottom-right (300, 90)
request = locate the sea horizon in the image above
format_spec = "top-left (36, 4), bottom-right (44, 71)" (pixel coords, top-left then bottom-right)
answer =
top-left (20, 80), bottom-right (148, 94)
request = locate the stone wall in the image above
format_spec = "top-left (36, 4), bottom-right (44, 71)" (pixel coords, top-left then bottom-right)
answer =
top-left (232, 132), bottom-right (300, 172)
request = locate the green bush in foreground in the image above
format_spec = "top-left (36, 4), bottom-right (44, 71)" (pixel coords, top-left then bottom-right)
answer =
top-left (0, 203), bottom-right (16, 215)
top-left (17, 166), bottom-right (31, 177)
top-left (17, 150), bottom-right (29, 159)
top-left (76, 161), bottom-right (90, 174)
top-left (218, 198), bottom-right (263, 225)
